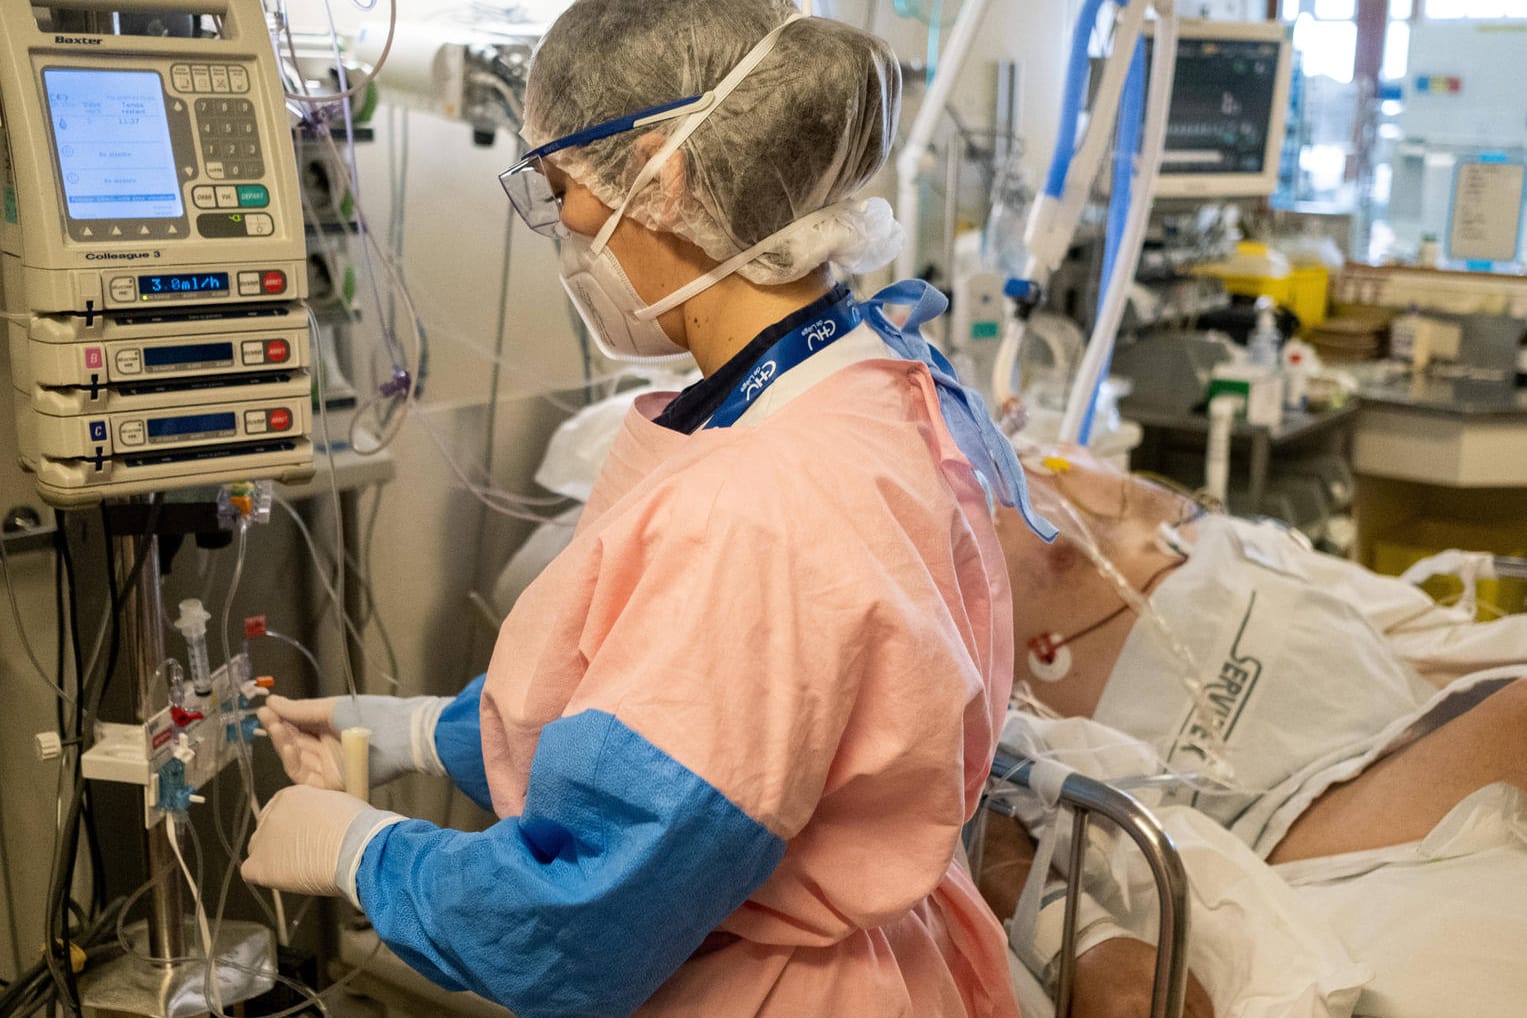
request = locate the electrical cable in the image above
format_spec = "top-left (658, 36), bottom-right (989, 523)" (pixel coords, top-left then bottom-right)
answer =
top-left (94, 506), bottom-right (125, 721)
top-left (68, 494), bottom-right (163, 704)
top-left (46, 508), bottom-right (126, 1011)
top-left (80, 789), bottom-right (107, 918)
top-left (54, 544), bottom-right (66, 731)
top-left (0, 519), bottom-right (75, 706)
top-left (47, 513), bottom-right (86, 1014)
top-left (0, 897), bottom-right (124, 1016)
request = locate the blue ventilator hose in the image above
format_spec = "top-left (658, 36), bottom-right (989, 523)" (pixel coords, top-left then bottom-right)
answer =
top-left (1079, 35), bottom-right (1146, 447)
top-left (1044, 0), bottom-right (1109, 200)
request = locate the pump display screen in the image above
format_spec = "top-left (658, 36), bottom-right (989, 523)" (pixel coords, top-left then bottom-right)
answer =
top-left (147, 411), bottom-right (236, 440)
top-left (138, 272), bottom-right (229, 296)
top-left (143, 342), bottom-right (235, 369)
top-left (44, 68), bottom-right (185, 220)
top-left (1153, 38), bottom-right (1282, 176)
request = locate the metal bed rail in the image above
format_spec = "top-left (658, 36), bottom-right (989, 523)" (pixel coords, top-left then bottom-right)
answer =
top-left (1494, 556), bottom-right (1527, 581)
top-left (984, 751), bottom-right (1191, 1018)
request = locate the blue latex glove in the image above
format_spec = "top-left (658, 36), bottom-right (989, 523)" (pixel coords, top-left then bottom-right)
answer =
top-left (242, 785), bottom-right (402, 905)
top-left (259, 694), bottom-right (450, 790)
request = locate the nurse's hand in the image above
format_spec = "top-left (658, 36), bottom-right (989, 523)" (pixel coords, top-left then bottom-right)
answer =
top-left (242, 785), bottom-right (403, 905)
top-left (259, 694), bottom-right (450, 790)
top-left (1071, 937), bottom-right (1215, 1018)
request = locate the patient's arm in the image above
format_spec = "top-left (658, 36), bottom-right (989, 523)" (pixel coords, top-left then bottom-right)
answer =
top-left (1073, 939), bottom-right (1216, 1018)
top-left (976, 813), bottom-right (1216, 1018)
top-left (1269, 677), bottom-right (1527, 863)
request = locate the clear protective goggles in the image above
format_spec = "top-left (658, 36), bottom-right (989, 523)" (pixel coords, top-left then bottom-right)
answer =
top-left (498, 94), bottom-right (712, 239)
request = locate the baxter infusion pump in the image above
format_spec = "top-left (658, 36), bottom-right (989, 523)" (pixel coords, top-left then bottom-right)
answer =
top-left (0, 0), bottom-right (314, 505)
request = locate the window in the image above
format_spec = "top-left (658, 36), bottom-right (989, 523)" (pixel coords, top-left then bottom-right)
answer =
top-left (1314, 0), bottom-right (1355, 19)
top-left (1292, 13), bottom-right (1358, 83)
top-left (1382, 18), bottom-right (1409, 80)
top-left (1426, 0), bottom-right (1527, 19)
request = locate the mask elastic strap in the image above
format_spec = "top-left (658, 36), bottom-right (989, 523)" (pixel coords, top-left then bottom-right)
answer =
top-left (633, 200), bottom-right (857, 322)
top-left (591, 13), bottom-right (805, 253)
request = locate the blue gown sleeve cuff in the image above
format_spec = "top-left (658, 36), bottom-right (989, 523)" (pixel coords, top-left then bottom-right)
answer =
top-left (355, 709), bottom-right (785, 1018)
top-left (433, 674), bottom-right (493, 811)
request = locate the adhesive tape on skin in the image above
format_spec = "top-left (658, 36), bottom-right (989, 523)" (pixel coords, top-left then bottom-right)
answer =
top-left (1040, 455), bottom-right (1073, 475)
top-left (1021, 455), bottom-right (1071, 477)
top-left (1028, 640), bottom-right (1073, 683)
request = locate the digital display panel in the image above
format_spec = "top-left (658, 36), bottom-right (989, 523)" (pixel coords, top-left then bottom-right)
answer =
top-left (44, 68), bottom-right (184, 220)
top-left (1154, 38), bottom-right (1281, 176)
top-left (147, 411), bottom-right (236, 439)
top-left (138, 273), bottom-right (229, 296)
top-left (143, 342), bottom-right (234, 368)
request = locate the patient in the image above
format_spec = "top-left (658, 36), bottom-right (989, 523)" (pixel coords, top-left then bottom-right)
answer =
top-left (984, 447), bottom-right (1527, 1018)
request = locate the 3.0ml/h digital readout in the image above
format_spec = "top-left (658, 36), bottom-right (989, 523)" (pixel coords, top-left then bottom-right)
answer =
top-left (138, 272), bottom-right (230, 295)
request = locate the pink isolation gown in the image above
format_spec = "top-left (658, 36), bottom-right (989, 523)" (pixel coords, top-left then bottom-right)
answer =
top-left (478, 355), bottom-right (1022, 1017)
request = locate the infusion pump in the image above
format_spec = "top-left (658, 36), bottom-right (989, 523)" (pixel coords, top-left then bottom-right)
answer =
top-left (0, 0), bottom-right (314, 505)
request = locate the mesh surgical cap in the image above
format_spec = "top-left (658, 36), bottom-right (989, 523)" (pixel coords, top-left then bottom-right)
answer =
top-left (523, 0), bottom-right (904, 285)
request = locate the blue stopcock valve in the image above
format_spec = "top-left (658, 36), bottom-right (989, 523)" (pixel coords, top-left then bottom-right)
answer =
top-left (156, 758), bottom-right (195, 814)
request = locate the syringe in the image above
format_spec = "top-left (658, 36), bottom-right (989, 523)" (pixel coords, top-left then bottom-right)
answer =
top-left (173, 598), bottom-right (215, 698)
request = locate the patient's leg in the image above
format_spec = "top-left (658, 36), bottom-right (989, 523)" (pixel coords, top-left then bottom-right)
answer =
top-left (1268, 678), bottom-right (1527, 864)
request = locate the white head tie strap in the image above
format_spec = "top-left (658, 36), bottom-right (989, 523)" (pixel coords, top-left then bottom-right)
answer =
top-left (591, 13), bottom-right (806, 253)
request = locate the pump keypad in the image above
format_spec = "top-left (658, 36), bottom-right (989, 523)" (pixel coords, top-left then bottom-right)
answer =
top-left (195, 98), bottom-right (264, 180)
top-left (172, 63), bottom-right (251, 95)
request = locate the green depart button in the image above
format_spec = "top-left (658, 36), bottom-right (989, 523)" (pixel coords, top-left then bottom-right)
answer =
top-left (236, 184), bottom-right (269, 208)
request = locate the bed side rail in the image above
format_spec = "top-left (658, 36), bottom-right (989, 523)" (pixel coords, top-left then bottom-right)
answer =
top-left (1494, 556), bottom-right (1527, 581)
top-left (984, 751), bottom-right (1191, 1018)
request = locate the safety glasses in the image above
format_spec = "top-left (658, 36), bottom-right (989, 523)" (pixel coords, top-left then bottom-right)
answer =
top-left (498, 94), bottom-right (712, 238)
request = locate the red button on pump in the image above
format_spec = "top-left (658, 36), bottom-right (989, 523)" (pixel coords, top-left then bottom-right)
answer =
top-left (262, 270), bottom-right (286, 294)
top-left (265, 339), bottom-right (290, 363)
top-left (268, 408), bottom-right (292, 432)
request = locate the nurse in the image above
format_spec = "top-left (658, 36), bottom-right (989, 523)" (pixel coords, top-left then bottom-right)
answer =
top-left (243, 2), bottom-right (1054, 1014)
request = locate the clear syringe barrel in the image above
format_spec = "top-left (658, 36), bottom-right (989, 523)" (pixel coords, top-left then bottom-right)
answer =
top-left (174, 599), bottom-right (214, 696)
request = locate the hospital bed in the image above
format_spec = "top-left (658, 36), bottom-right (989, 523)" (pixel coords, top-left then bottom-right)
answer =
top-left (977, 752), bottom-right (1191, 1018)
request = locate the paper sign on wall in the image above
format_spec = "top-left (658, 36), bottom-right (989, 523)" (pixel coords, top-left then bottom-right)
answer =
top-left (1448, 159), bottom-right (1526, 264)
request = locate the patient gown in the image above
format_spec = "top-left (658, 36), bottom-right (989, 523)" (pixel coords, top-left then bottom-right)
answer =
top-left (353, 353), bottom-right (1024, 1018)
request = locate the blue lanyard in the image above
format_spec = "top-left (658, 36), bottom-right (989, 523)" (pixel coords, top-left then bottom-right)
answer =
top-left (703, 291), bottom-right (863, 430)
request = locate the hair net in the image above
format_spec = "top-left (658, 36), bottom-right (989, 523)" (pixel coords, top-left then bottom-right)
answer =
top-left (524, 0), bottom-right (904, 284)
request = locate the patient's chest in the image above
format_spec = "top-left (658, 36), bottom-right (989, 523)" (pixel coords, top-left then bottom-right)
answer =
top-left (1093, 517), bottom-right (1435, 839)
